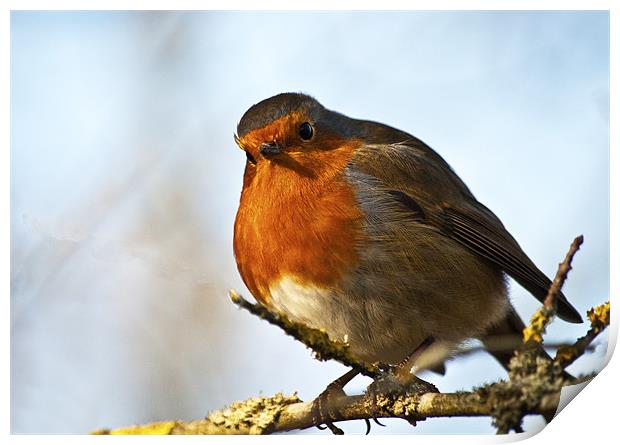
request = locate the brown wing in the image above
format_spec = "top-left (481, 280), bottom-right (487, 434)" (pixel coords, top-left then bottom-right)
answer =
top-left (351, 139), bottom-right (582, 323)
top-left (439, 203), bottom-right (582, 323)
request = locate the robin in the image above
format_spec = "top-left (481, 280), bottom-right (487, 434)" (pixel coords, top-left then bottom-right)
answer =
top-left (232, 92), bottom-right (582, 431)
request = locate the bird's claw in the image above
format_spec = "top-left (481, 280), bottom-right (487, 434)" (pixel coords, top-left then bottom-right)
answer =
top-left (373, 417), bottom-right (386, 427)
top-left (364, 416), bottom-right (387, 435)
top-left (311, 382), bottom-right (346, 435)
top-left (364, 369), bottom-right (439, 430)
top-left (368, 371), bottom-right (439, 398)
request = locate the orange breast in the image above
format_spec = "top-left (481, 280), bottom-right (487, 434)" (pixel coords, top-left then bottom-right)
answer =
top-left (233, 140), bottom-right (364, 307)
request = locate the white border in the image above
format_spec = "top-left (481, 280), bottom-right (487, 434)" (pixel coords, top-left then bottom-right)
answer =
top-left (0, 0), bottom-right (616, 11)
top-left (3, 1), bottom-right (616, 444)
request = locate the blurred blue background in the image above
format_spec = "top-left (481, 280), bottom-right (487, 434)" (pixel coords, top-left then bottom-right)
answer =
top-left (10, 11), bottom-right (609, 434)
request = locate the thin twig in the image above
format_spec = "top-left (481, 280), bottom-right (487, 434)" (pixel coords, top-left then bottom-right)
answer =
top-left (555, 301), bottom-right (610, 368)
top-left (523, 235), bottom-right (584, 344)
top-left (428, 340), bottom-right (595, 369)
top-left (544, 235), bottom-right (584, 309)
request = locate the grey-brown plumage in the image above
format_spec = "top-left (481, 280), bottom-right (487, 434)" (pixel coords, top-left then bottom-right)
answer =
top-left (347, 136), bottom-right (582, 324)
top-left (234, 92), bottom-right (582, 372)
top-left (342, 114), bottom-right (582, 367)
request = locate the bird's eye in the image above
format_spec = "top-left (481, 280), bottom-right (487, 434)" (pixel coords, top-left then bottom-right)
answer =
top-left (245, 151), bottom-right (257, 165)
top-left (298, 122), bottom-right (314, 141)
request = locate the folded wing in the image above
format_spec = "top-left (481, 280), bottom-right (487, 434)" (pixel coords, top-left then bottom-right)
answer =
top-left (350, 139), bottom-right (582, 323)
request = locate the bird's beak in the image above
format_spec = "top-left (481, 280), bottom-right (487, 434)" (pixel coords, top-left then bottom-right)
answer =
top-left (259, 141), bottom-right (282, 158)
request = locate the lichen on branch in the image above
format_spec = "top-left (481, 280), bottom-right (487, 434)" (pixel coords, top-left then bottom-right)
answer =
top-left (229, 289), bottom-right (380, 377)
top-left (94, 236), bottom-right (609, 435)
top-left (555, 300), bottom-right (610, 368)
top-left (522, 235), bottom-right (584, 345)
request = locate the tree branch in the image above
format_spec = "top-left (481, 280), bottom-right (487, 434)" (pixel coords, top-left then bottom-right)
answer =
top-left (93, 381), bottom-right (576, 435)
top-left (522, 235), bottom-right (583, 344)
top-left (555, 301), bottom-right (610, 368)
top-left (93, 235), bottom-right (609, 435)
top-left (229, 289), bottom-right (381, 377)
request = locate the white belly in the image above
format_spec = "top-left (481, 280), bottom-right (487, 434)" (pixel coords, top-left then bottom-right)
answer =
top-left (269, 276), bottom-right (350, 343)
top-left (268, 275), bottom-right (429, 363)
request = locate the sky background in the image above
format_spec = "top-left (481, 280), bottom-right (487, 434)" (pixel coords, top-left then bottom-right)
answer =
top-left (10, 11), bottom-right (609, 434)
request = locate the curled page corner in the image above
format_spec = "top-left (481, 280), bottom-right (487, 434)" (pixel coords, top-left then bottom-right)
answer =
top-left (553, 379), bottom-right (593, 419)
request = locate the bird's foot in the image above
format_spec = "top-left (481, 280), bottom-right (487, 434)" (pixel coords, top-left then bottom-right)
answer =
top-left (311, 369), bottom-right (359, 435)
top-left (365, 369), bottom-right (439, 427)
top-left (369, 371), bottom-right (439, 396)
top-left (311, 383), bottom-right (346, 435)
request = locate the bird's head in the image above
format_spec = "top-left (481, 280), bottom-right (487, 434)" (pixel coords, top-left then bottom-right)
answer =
top-left (234, 93), bottom-right (360, 178)
top-left (232, 94), bottom-right (367, 302)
